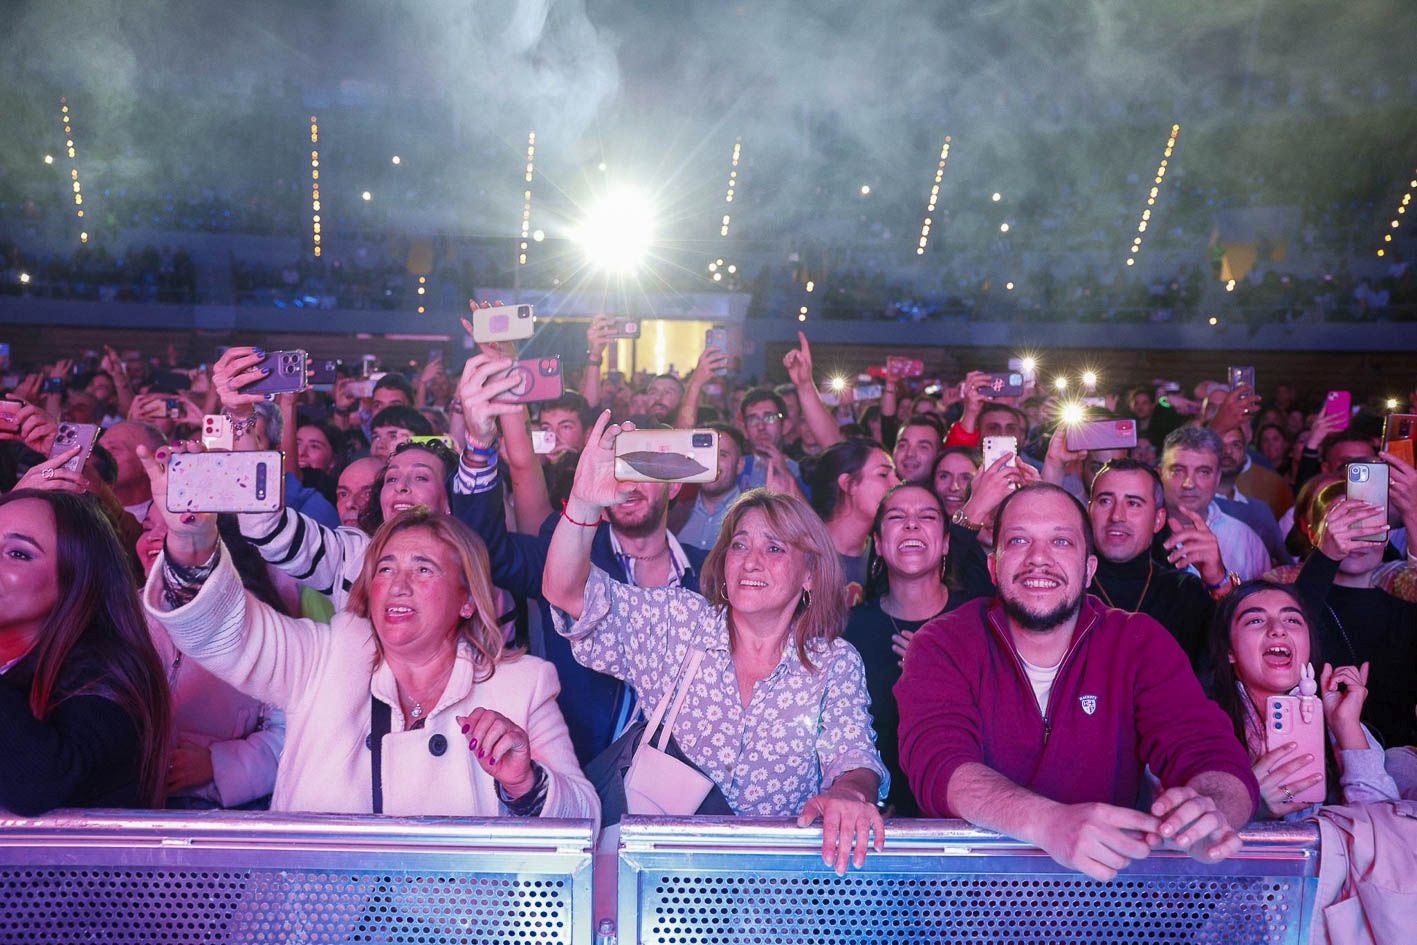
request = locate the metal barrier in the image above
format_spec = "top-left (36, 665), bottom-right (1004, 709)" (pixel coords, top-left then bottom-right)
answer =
top-left (0, 810), bottom-right (595, 945)
top-left (617, 817), bottom-right (1320, 945)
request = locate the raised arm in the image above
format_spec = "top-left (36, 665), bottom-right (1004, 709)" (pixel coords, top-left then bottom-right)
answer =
top-left (676, 345), bottom-right (730, 429)
top-left (580, 315), bottom-right (615, 410)
top-left (543, 410), bottom-right (622, 619)
top-left (782, 332), bottom-right (843, 450)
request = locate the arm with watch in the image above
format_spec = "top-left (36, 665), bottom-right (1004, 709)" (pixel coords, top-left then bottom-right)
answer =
top-left (579, 316), bottom-right (614, 413)
top-left (1161, 508), bottom-right (1240, 600)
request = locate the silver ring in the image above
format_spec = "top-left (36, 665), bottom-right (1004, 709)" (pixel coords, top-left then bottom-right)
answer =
top-left (41, 467), bottom-right (55, 480)
top-left (1280, 786), bottom-right (1294, 805)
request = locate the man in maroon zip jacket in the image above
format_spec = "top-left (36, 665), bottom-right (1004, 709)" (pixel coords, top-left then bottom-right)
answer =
top-left (896, 484), bottom-right (1258, 882)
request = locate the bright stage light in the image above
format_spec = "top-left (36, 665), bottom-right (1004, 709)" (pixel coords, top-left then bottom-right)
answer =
top-left (1385, 398), bottom-right (1400, 410)
top-left (1081, 370), bottom-right (1098, 390)
top-left (43, 154), bottom-right (54, 165)
top-left (1208, 316), bottom-right (1219, 326)
top-left (1005, 281), bottom-right (1014, 290)
top-left (391, 155), bottom-right (401, 165)
top-left (991, 192), bottom-right (1001, 202)
top-left (859, 184), bottom-right (871, 196)
top-left (829, 376), bottom-right (847, 392)
top-left (19, 272), bottom-right (30, 285)
top-left (532, 229), bottom-right (545, 242)
top-left (361, 191), bottom-right (372, 201)
top-left (1060, 402), bottom-right (1086, 425)
top-left (999, 223), bottom-right (1010, 233)
top-left (575, 188), bottom-right (655, 274)
top-left (1054, 377), bottom-right (1069, 392)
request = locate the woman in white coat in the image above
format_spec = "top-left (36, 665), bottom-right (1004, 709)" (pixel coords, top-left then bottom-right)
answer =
top-left (138, 444), bottom-right (596, 820)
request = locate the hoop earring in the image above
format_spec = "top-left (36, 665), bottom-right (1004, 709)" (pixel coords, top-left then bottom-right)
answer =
top-left (869, 556), bottom-right (884, 580)
top-left (799, 588), bottom-right (811, 610)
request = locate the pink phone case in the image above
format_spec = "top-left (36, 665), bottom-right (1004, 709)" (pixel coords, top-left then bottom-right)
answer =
top-left (1323, 391), bottom-right (1351, 432)
top-left (1264, 694), bottom-right (1326, 805)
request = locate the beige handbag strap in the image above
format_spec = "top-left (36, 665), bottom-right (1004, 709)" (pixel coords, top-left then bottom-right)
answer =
top-left (640, 648), bottom-right (704, 752)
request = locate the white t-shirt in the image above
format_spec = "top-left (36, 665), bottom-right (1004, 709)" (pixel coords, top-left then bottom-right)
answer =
top-left (1018, 654), bottom-right (1062, 716)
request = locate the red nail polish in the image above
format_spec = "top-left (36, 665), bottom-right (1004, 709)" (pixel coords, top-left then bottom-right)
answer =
top-left (476, 749), bottom-right (484, 759)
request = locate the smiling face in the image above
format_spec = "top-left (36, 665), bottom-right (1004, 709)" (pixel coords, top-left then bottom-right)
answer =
top-left (1228, 588), bottom-right (1312, 700)
top-left (1088, 468), bottom-right (1166, 564)
top-left (991, 488), bottom-right (1097, 634)
top-left (932, 451), bottom-right (977, 515)
top-left (606, 480), bottom-right (674, 538)
top-left (0, 498), bottom-right (61, 652)
top-left (723, 508), bottom-right (811, 622)
top-left (136, 506), bottom-right (167, 578)
top-left (876, 486), bottom-right (948, 580)
top-left (893, 423), bottom-right (941, 485)
top-left (368, 527), bottom-right (471, 657)
top-left (378, 449), bottom-right (450, 520)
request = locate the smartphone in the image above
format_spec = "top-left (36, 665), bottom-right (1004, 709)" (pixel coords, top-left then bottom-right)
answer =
top-left (166, 451), bottom-right (284, 514)
top-left (345, 379), bottom-right (375, 399)
top-left (201, 415), bottom-right (233, 451)
top-left (607, 319), bottom-right (642, 340)
top-left (49, 422), bottom-right (100, 474)
top-left (531, 430), bottom-right (556, 454)
top-left (1345, 463), bottom-right (1389, 542)
top-left (615, 429), bottom-right (719, 484)
top-left (361, 354), bottom-right (378, 378)
top-left (0, 399), bottom-right (21, 433)
top-left (1065, 419), bottom-right (1139, 452)
top-left (1322, 391), bottom-right (1352, 432)
top-left (428, 348), bottom-right (444, 365)
top-left (886, 356), bottom-right (924, 378)
top-left (1382, 414), bottom-right (1417, 467)
top-left (244, 350), bottom-right (309, 397)
top-left (41, 376), bottom-right (64, 395)
top-left (164, 398), bottom-right (182, 420)
top-left (705, 328), bottom-right (730, 377)
top-left (982, 435), bottom-right (1018, 470)
top-left (308, 358), bottom-right (340, 387)
top-left (471, 303), bottom-right (535, 343)
top-left (979, 372), bottom-right (1026, 398)
top-left (854, 384), bottom-right (883, 401)
top-left (1227, 366), bottom-right (1256, 391)
top-left (491, 357), bottom-right (563, 405)
top-left (1264, 692), bottom-right (1326, 806)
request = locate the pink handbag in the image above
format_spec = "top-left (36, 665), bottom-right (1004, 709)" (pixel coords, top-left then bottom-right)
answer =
top-left (622, 648), bottom-right (715, 815)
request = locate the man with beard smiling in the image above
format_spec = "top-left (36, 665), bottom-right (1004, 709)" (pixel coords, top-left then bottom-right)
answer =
top-left (896, 484), bottom-right (1257, 882)
top-left (451, 358), bottom-right (708, 764)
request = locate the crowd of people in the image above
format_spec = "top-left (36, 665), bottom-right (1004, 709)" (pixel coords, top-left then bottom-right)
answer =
top-left (2, 313), bottom-right (1416, 906)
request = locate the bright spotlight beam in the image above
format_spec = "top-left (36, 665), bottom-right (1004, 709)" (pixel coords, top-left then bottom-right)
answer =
top-left (575, 189), bottom-right (655, 274)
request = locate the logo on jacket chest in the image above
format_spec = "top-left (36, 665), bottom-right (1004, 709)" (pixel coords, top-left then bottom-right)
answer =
top-left (1079, 695), bottom-right (1098, 716)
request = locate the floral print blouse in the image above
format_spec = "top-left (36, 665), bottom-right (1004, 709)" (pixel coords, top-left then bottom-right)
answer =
top-left (552, 568), bottom-right (888, 816)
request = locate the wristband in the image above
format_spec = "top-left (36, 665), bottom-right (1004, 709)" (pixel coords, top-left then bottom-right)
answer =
top-left (1207, 571), bottom-right (1241, 599)
top-left (222, 410), bottom-right (259, 437)
top-left (560, 500), bottom-right (600, 528)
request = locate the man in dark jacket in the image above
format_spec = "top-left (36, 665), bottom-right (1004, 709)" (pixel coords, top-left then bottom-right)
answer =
top-left (896, 484), bottom-right (1258, 882)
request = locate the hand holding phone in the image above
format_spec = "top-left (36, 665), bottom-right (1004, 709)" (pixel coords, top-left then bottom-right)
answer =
top-left (1382, 414), bottom-right (1417, 467)
top-left (982, 435), bottom-right (1018, 470)
top-left (1345, 463), bottom-right (1389, 542)
top-left (467, 303), bottom-right (535, 344)
top-left (1065, 419), bottom-right (1138, 452)
top-left (886, 356), bottom-right (924, 378)
top-left (166, 451), bottom-right (284, 513)
top-left (1322, 391), bottom-right (1352, 432)
top-left (1262, 672), bottom-right (1326, 808)
top-left (49, 422), bottom-right (100, 474)
top-left (491, 357), bottom-right (564, 405)
top-left (1227, 366), bottom-right (1256, 392)
top-left (607, 319), bottom-right (642, 340)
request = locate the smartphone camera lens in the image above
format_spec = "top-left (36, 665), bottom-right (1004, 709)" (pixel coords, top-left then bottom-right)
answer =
top-left (692, 433), bottom-right (713, 448)
top-left (1350, 466), bottom-right (1366, 483)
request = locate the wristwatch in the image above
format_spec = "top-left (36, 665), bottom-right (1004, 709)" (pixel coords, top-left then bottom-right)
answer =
top-left (1207, 571), bottom-right (1241, 600)
top-left (950, 508), bottom-right (984, 532)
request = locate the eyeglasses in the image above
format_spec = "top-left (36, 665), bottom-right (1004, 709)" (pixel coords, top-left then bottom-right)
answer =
top-left (743, 412), bottom-right (782, 427)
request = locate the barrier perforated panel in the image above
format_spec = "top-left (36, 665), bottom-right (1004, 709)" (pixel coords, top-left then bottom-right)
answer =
top-left (0, 812), bottom-right (594, 945)
top-left (635, 872), bottom-right (1302, 944)
top-left (0, 868), bottom-right (574, 944)
top-left (619, 818), bottom-right (1318, 945)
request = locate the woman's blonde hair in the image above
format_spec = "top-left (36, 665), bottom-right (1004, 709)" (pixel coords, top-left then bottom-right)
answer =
top-left (700, 488), bottom-right (846, 670)
top-left (346, 508), bottom-right (511, 681)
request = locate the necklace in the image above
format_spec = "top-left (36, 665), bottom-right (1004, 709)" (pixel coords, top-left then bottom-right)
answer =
top-left (881, 594), bottom-right (950, 634)
top-left (1094, 561), bottom-right (1153, 612)
top-left (623, 542), bottom-right (670, 561)
top-left (398, 661), bottom-right (455, 722)
top-left (1324, 605), bottom-right (1359, 666)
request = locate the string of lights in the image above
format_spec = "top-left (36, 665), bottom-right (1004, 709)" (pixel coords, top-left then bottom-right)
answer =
top-left (720, 137), bottom-right (741, 237)
top-left (1376, 164), bottom-right (1415, 260)
top-left (1126, 123), bottom-right (1179, 268)
top-left (309, 116), bottom-right (322, 259)
top-left (60, 98), bottom-right (89, 244)
top-left (519, 131), bottom-right (535, 267)
top-left (917, 136), bottom-right (952, 257)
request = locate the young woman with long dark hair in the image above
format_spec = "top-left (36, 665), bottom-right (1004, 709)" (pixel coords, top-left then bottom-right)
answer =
top-left (0, 490), bottom-right (171, 814)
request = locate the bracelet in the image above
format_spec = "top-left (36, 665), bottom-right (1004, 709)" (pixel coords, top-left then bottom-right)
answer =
top-left (223, 411), bottom-right (259, 437)
top-left (560, 500), bottom-right (600, 528)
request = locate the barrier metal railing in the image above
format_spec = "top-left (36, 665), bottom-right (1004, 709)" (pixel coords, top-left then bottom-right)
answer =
top-left (617, 817), bottom-right (1320, 945)
top-left (0, 810), bottom-right (595, 945)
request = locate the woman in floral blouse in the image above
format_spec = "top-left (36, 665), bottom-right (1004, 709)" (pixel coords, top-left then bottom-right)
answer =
top-left (545, 413), bottom-right (889, 875)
